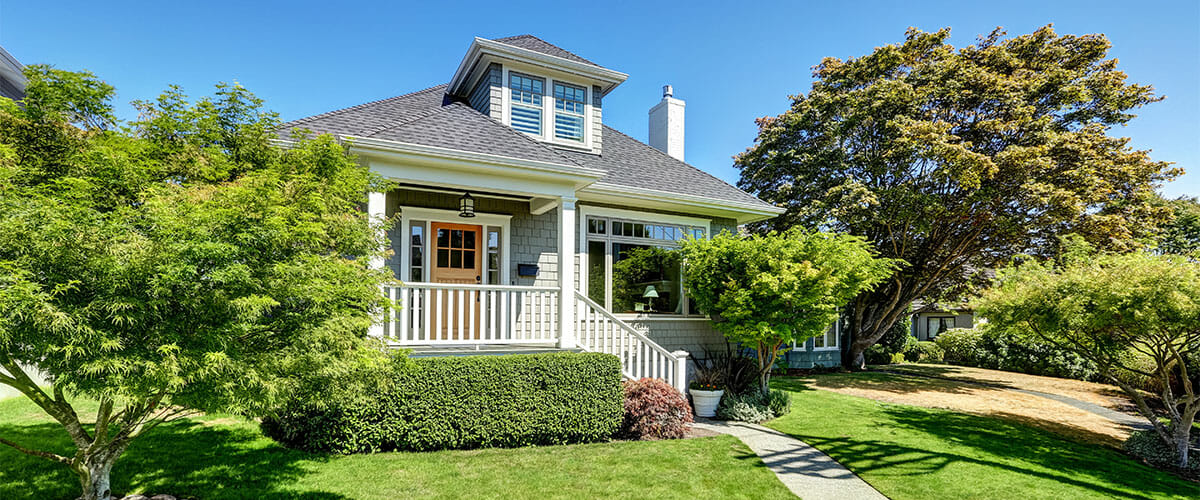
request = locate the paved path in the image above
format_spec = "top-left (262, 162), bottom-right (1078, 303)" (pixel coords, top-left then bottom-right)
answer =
top-left (693, 419), bottom-right (887, 500)
top-left (878, 369), bottom-right (1153, 431)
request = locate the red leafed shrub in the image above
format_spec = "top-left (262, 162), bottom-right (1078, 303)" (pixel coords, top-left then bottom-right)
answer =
top-left (620, 378), bottom-right (693, 440)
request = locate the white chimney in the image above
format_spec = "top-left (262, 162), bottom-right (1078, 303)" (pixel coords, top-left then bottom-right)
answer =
top-left (648, 84), bottom-right (685, 162)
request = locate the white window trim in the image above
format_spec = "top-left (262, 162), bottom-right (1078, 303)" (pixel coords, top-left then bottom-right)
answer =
top-left (551, 80), bottom-right (587, 143)
top-left (577, 205), bottom-right (711, 319)
top-left (502, 64), bottom-right (593, 151)
top-left (813, 319), bottom-right (841, 351)
top-left (398, 206), bottom-right (512, 285)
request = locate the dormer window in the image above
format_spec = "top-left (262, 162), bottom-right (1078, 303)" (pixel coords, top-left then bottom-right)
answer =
top-left (509, 73), bottom-right (543, 135)
top-left (553, 82), bottom-right (586, 141)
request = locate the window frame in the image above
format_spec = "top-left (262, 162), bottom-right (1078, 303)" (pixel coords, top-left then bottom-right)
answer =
top-left (926, 315), bottom-right (956, 339)
top-left (398, 206), bottom-right (512, 285)
top-left (552, 81), bottom-right (586, 142)
top-left (507, 71), bottom-right (544, 136)
top-left (812, 320), bottom-right (841, 351)
top-left (578, 206), bottom-right (711, 319)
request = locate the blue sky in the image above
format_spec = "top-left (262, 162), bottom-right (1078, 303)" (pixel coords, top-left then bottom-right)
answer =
top-left (3, 0), bottom-right (1197, 197)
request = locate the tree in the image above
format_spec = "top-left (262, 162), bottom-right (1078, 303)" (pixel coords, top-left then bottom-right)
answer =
top-left (734, 25), bottom-right (1178, 369)
top-left (0, 67), bottom-right (394, 499)
top-left (679, 228), bottom-right (897, 394)
top-left (1157, 195), bottom-right (1200, 256)
top-left (976, 241), bottom-right (1200, 468)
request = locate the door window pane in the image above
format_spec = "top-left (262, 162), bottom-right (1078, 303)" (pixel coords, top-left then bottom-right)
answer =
top-left (588, 240), bottom-right (606, 304)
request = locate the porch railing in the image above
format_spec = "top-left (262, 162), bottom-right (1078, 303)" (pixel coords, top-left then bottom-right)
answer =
top-left (574, 291), bottom-right (688, 393)
top-left (383, 283), bottom-right (560, 345)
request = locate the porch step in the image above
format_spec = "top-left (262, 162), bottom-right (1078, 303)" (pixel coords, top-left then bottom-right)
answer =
top-left (399, 344), bottom-right (583, 358)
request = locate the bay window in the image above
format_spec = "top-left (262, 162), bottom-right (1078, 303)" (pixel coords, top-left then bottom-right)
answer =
top-left (585, 216), bottom-right (706, 316)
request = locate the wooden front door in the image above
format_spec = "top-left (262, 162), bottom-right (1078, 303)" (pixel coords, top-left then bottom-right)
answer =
top-left (431, 222), bottom-right (483, 339)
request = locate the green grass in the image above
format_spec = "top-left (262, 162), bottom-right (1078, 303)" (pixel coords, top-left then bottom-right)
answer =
top-left (768, 373), bottom-right (1200, 500)
top-left (0, 396), bottom-right (792, 500)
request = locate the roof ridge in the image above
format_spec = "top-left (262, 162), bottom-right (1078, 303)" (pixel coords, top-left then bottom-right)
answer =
top-left (281, 84), bottom-right (448, 129)
top-left (491, 34), bottom-right (600, 67)
top-left (601, 125), bottom-right (767, 203)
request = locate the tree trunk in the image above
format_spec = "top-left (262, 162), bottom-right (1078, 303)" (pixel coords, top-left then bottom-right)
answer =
top-left (79, 456), bottom-right (115, 500)
top-left (1173, 418), bottom-right (1195, 469)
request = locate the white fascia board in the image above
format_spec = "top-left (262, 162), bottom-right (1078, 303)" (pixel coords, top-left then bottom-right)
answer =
top-left (578, 182), bottom-right (785, 224)
top-left (347, 136), bottom-right (603, 197)
top-left (448, 38), bottom-right (629, 96)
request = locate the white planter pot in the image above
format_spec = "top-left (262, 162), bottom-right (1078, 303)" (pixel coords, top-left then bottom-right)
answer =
top-left (689, 388), bottom-right (724, 418)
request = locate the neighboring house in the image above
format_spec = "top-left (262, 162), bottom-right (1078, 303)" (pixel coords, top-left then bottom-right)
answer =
top-left (0, 45), bottom-right (26, 101)
top-left (910, 300), bottom-right (976, 341)
top-left (281, 35), bottom-right (788, 391)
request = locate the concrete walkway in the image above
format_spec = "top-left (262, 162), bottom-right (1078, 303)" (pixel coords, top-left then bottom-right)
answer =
top-left (693, 419), bottom-right (887, 500)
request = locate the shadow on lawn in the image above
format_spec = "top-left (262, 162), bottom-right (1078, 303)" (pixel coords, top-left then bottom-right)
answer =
top-left (0, 419), bottom-right (347, 500)
top-left (770, 380), bottom-right (1199, 499)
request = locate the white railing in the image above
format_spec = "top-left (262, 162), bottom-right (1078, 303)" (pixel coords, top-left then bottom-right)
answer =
top-left (574, 291), bottom-right (689, 393)
top-left (383, 283), bottom-right (560, 345)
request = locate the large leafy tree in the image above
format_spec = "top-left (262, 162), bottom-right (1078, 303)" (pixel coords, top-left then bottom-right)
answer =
top-left (735, 26), bottom-right (1178, 368)
top-left (679, 229), bottom-right (897, 394)
top-left (1156, 195), bottom-right (1200, 256)
top-left (976, 241), bottom-right (1200, 468)
top-left (0, 67), bottom-right (393, 499)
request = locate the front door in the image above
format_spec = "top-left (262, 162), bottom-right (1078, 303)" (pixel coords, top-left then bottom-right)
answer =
top-left (430, 222), bottom-right (483, 339)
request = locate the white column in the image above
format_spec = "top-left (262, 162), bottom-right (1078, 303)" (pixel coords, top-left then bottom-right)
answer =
top-left (367, 191), bottom-right (387, 338)
top-left (558, 196), bottom-right (577, 349)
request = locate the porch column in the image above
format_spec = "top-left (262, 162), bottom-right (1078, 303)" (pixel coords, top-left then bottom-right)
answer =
top-left (558, 196), bottom-right (577, 349)
top-left (367, 191), bottom-right (387, 338)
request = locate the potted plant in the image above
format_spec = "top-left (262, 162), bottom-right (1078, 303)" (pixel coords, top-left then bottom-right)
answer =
top-left (688, 360), bottom-right (725, 418)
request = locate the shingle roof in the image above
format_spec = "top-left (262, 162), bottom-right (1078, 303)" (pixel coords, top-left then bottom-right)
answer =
top-left (279, 85), bottom-right (777, 213)
top-left (492, 35), bottom-right (602, 68)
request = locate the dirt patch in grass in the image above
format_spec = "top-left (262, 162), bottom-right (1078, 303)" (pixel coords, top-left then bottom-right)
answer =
top-left (882, 364), bottom-right (1146, 414)
top-left (798, 372), bottom-right (1133, 447)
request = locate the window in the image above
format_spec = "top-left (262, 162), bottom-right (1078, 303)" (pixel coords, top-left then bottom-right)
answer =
top-left (487, 227), bottom-right (501, 284)
top-left (436, 227), bottom-right (475, 269)
top-left (585, 216), bottom-right (706, 315)
top-left (409, 222), bottom-right (425, 282)
top-left (509, 73), bottom-right (543, 135)
top-left (814, 322), bottom-right (840, 350)
top-left (553, 82), bottom-right (585, 141)
top-left (928, 316), bottom-right (955, 339)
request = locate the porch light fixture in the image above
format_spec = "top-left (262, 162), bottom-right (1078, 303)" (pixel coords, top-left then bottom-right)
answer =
top-left (459, 192), bottom-right (475, 218)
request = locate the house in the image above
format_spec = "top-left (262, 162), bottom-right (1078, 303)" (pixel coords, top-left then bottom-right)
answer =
top-left (910, 300), bottom-right (976, 341)
top-left (281, 35), bottom-right (790, 391)
top-left (0, 45), bottom-right (26, 101)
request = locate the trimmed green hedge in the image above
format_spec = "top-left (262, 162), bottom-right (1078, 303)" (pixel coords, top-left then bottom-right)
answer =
top-left (261, 352), bottom-right (624, 453)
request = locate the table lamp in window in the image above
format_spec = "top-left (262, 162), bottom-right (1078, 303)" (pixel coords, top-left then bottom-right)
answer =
top-left (643, 285), bottom-right (658, 313)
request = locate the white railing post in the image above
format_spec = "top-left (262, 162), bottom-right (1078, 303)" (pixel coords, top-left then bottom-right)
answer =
top-left (672, 350), bottom-right (689, 394)
top-left (558, 196), bottom-right (577, 349)
top-left (367, 191), bottom-right (387, 339)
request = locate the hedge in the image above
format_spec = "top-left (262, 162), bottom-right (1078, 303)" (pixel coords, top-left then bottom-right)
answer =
top-left (261, 352), bottom-right (624, 453)
top-left (934, 326), bottom-right (1098, 381)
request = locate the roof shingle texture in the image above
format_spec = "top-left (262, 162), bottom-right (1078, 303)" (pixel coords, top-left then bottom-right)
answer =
top-left (279, 85), bottom-right (775, 211)
top-left (492, 35), bottom-right (602, 68)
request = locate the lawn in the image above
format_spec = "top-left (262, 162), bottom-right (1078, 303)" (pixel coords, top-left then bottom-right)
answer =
top-left (768, 374), bottom-right (1200, 500)
top-left (0, 396), bottom-right (793, 500)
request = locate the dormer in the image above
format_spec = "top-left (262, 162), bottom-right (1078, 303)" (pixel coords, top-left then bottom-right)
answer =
top-left (447, 35), bottom-right (628, 155)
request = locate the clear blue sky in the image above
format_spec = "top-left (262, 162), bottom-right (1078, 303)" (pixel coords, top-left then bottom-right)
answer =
top-left (3, 0), bottom-right (1197, 197)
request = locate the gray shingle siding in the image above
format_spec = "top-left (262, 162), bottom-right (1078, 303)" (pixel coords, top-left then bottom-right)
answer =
top-left (468, 63), bottom-right (502, 118)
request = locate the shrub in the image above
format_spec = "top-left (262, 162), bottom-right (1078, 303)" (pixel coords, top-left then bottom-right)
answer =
top-left (933, 324), bottom-right (1099, 381)
top-left (864, 344), bottom-right (894, 365)
top-left (1124, 429), bottom-right (1199, 473)
top-left (717, 392), bottom-right (774, 423)
top-left (620, 378), bottom-right (693, 440)
top-left (936, 328), bottom-right (988, 365)
top-left (261, 352), bottom-right (624, 453)
top-left (890, 352), bottom-right (907, 364)
top-left (766, 389), bottom-right (792, 417)
top-left (906, 341), bottom-right (945, 363)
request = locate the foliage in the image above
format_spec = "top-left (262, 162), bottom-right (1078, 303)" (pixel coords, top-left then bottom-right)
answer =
top-left (0, 66), bottom-right (393, 499)
top-left (935, 325), bottom-right (1099, 381)
top-left (1123, 430), bottom-right (1199, 475)
top-left (1156, 195), bottom-right (1200, 256)
top-left (735, 26), bottom-right (1178, 370)
top-left (716, 392), bottom-right (775, 423)
top-left (261, 352), bottom-right (624, 453)
top-left (680, 228), bottom-right (897, 394)
top-left (904, 341), bottom-right (945, 364)
top-left (766, 389), bottom-right (792, 417)
top-left (976, 242), bottom-right (1200, 468)
top-left (697, 346), bottom-right (761, 395)
top-left (866, 330), bottom-right (918, 365)
top-left (620, 378), bottom-right (693, 440)
top-left (689, 355), bottom-right (725, 391)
